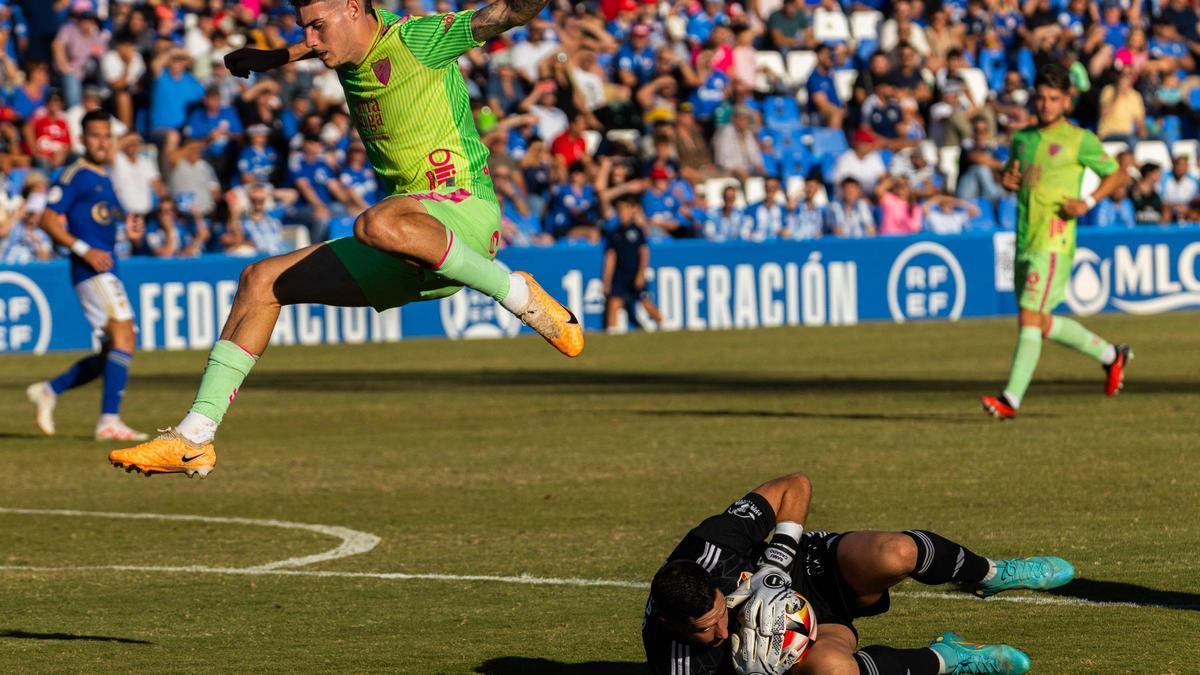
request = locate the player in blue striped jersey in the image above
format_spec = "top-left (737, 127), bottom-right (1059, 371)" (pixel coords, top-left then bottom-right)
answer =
top-left (26, 110), bottom-right (148, 442)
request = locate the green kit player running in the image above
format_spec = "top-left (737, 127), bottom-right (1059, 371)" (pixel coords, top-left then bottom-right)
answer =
top-left (109, 0), bottom-right (583, 478)
top-left (982, 64), bottom-right (1133, 420)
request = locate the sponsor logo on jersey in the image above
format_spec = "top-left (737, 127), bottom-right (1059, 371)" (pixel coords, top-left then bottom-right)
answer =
top-left (425, 149), bottom-right (457, 190)
top-left (371, 57), bottom-right (392, 86)
top-left (0, 271), bottom-right (53, 353)
top-left (1066, 242), bottom-right (1200, 315)
top-left (887, 241), bottom-right (966, 322)
top-left (727, 499), bottom-right (763, 520)
top-left (352, 98), bottom-right (386, 136)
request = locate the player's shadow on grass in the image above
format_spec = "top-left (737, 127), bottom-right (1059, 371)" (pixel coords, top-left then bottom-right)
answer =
top-left (1047, 578), bottom-right (1200, 611)
top-left (475, 657), bottom-right (649, 674)
top-left (629, 408), bottom-right (993, 424)
top-left (0, 629), bottom-right (152, 644)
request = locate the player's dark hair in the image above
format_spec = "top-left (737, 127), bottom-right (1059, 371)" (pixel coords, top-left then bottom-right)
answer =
top-left (289, 0), bottom-right (374, 12)
top-left (81, 109), bottom-right (111, 129)
top-left (1034, 63), bottom-right (1072, 93)
top-left (649, 560), bottom-right (719, 623)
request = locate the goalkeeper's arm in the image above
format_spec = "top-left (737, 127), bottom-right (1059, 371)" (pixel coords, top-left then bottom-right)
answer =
top-left (753, 473), bottom-right (811, 569)
top-left (224, 43), bottom-right (316, 78)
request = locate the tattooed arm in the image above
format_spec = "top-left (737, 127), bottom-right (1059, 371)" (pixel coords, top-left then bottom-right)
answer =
top-left (471, 0), bottom-right (553, 42)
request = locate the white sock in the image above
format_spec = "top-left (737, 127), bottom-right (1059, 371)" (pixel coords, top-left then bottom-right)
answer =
top-left (177, 411), bottom-right (218, 445)
top-left (1001, 391), bottom-right (1021, 409)
top-left (499, 273), bottom-right (530, 314)
top-left (1100, 344), bottom-right (1117, 365)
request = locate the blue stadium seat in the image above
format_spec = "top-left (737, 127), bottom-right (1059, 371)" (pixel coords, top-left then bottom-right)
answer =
top-left (1017, 49), bottom-right (1036, 89)
top-left (998, 196), bottom-right (1017, 230)
top-left (808, 127), bottom-right (848, 162)
top-left (855, 39), bottom-right (878, 67)
top-left (763, 96), bottom-right (802, 132)
top-left (781, 146), bottom-right (813, 180)
top-left (1190, 88), bottom-right (1200, 109)
top-left (1160, 115), bottom-right (1182, 144)
top-left (968, 199), bottom-right (996, 231)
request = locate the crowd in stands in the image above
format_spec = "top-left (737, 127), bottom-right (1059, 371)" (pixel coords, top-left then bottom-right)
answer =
top-left (1, 0), bottom-right (1200, 265)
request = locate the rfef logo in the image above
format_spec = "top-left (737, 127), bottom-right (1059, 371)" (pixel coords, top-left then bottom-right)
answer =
top-left (887, 241), bottom-right (966, 322)
top-left (0, 271), bottom-right (52, 353)
top-left (439, 259), bottom-right (521, 339)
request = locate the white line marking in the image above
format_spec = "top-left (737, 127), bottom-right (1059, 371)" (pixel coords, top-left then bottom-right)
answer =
top-left (0, 507), bottom-right (380, 570)
top-left (1, 509), bottom-right (1193, 611)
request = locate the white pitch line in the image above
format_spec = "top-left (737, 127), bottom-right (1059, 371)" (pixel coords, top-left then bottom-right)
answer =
top-left (0, 564), bottom-right (1192, 610)
top-left (0, 507), bottom-right (380, 570)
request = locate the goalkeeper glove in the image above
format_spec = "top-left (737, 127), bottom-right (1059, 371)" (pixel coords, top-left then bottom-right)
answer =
top-left (224, 48), bottom-right (290, 78)
top-left (725, 522), bottom-right (804, 662)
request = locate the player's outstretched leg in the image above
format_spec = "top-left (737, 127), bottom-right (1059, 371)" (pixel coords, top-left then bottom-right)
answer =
top-left (110, 245), bottom-right (368, 478)
top-left (1044, 316), bottom-right (1131, 396)
top-left (928, 632), bottom-right (1031, 674)
top-left (972, 556), bottom-right (1076, 598)
top-left (355, 196), bottom-right (583, 357)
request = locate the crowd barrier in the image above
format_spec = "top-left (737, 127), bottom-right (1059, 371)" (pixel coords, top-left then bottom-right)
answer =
top-left (1, 227), bottom-right (1197, 353)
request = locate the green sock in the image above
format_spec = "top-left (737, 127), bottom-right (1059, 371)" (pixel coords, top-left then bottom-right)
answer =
top-left (435, 226), bottom-right (509, 301)
top-left (190, 340), bottom-right (258, 425)
top-left (1046, 316), bottom-right (1111, 362)
top-left (1003, 326), bottom-right (1043, 408)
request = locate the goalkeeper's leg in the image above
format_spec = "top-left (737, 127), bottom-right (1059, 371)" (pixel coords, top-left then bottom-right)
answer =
top-left (798, 623), bottom-right (942, 675)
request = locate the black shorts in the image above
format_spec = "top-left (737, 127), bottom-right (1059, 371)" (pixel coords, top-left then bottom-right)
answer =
top-left (792, 531), bottom-right (890, 639)
top-left (609, 277), bottom-right (647, 304)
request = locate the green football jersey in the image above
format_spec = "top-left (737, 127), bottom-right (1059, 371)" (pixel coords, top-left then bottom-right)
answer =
top-left (1008, 121), bottom-right (1117, 256)
top-left (337, 8), bottom-right (495, 204)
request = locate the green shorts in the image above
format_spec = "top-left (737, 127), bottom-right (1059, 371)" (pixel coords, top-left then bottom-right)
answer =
top-left (1015, 250), bottom-right (1071, 314)
top-left (327, 191), bottom-right (501, 311)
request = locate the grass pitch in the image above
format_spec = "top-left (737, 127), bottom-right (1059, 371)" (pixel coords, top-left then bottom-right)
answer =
top-left (1, 313), bottom-right (1198, 673)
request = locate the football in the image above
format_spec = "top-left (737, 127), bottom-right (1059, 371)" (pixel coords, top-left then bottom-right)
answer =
top-left (777, 590), bottom-right (818, 665)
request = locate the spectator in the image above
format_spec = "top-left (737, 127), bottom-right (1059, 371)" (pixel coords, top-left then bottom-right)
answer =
top-left (687, 51), bottom-right (730, 129)
top-left (113, 132), bottom-right (165, 217)
top-left (487, 51), bottom-right (528, 117)
top-left (338, 144), bottom-right (379, 216)
top-left (546, 161), bottom-right (601, 242)
top-left (1131, 163), bottom-right (1165, 224)
top-left (1098, 69), bottom-right (1146, 146)
top-left (1161, 156), bottom-right (1199, 223)
top-left (876, 175), bottom-right (924, 235)
top-left (890, 143), bottom-right (943, 199)
top-left (811, 0), bottom-right (851, 45)
top-left (146, 198), bottom-right (207, 258)
top-left (1089, 184), bottom-right (1137, 228)
top-left (616, 23), bottom-right (656, 88)
top-left (956, 114), bottom-right (1007, 206)
top-left (67, 86), bottom-right (127, 157)
top-left (51, 3), bottom-right (107, 108)
top-left (168, 138), bottom-right (222, 222)
top-left (705, 184), bottom-right (751, 241)
top-left (890, 43), bottom-right (933, 105)
top-left (784, 173), bottom-right (825, 240)
top-left (519, 80), bottom-right (569, 146)
top-left (832, 129), bottom-right (887, 195)
top-left (150, 49), bottom-right (205, 168)
top-left (551, 115), bottom-right (591, 172)
top-left (746, 176), bottom-right (788, 241)
top-left (25, 89), bottom-right (70, 169)
top-left (237, 124), bottom-right (279, 187)
top-left (675, 104), bottom-right (716, 182)
top-left (185, 87), bottom-right (244, 179)
top-left (10, 61), bottom-right (50, 122)
top-left (687, 0), bottom-right (730, 47)
top-left (764, 0), bottom-right (810, 53)
top-left (603, 195), bottom-right (662, 332)
top-left (288, 134), bottom-right (348, 238)
top-left (712, 106), bottom-right (764, 181)
top-left (641, 165), bottom-right (686, 237)
top-left (236, 183), bottom-right (287, 256)
top-left (511, 18), bottom-right (560, 82)
top-left (922, 192), bottom-right (981, 235)
top-left (0, 173), bottom-right (53, 264)
top-left (827, 177), bottom-right (876, 238)
top-left (880, 0), bottom-right (931, 54)
top-left (806, 44), bottom-right (845, 129)
top-left (925, 10), bottom-right (961, 72)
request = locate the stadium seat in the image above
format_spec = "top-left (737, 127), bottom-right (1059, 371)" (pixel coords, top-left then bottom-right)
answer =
top-left (855, 39), bottom-right (878, 67)
top-left (785, 176), bottom-right (804, 200)
top-left (1102, 141), bottom-right (1129, 158)
top-left (998, 196), bottom-right (1017, 230)
top-left (704, 177), bottom-right (745, 208)
top-left (1159, 115), bottom-right (1182, 144)
top-left (786, 51), bottom-right (817, 85)
top-left (849, 11), bottom-right (883, 40)
top-left (606, 129), bottom-right (641, 148)
top-left (756, 50), bottom-right (789, 92)
top-left (808, 127), bottom-right (848, 161)
top-left (968, 199), bottom-right (996, 231)
top-left (582, 130), bottom-right (602, 156)
top-left (1134, 140), bottom-right (1172, 171)
top-left (283, 224), bottom-right (312, 250)
top-left (1172, 140), bottom-right (1199, 174)
top-left (956, 67), bottom-right (988, 106)
top-left (812, 8), bottom-right (852, 44)
top-left (781, 145), bottom-right (813, 178)
top-left (744, 176), bottom-right (766, 205)
top-left (763, 96), bottom-right (802, 132)
top-left (938, 146), bottom-right (960, 192)
top-left (833, 70), bottom-right (856, 106)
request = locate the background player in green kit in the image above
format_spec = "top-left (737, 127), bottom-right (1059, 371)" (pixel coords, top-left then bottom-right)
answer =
top-left (109, 0), bottom-right (583, 478)
top-left (981, 64), bottom-right (1133, 421)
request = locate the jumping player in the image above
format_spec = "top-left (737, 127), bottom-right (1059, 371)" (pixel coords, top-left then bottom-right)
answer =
top-left (981, 64), bottom-right (1132, 420)
top-left (108, 0), bottom-right (582, 478)
top-left (644, 473), bottom-right (1075, 674)
top-left (27, 110), bottom-right (148, 442)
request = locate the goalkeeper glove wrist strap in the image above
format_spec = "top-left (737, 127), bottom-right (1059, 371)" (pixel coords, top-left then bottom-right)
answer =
top-left (761, 521), bottom-right (803, 571)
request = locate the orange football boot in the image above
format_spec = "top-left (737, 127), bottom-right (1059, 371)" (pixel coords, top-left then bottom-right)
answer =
top-left (109, 428), bottom-right (216, 478)
top-left (513, 271), bottom-right (584, 357)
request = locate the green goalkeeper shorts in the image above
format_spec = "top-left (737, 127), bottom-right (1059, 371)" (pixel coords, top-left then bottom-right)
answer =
top-left (327, 190), bottom-right (501, 311)
top-left (1015, 250), bottom-right (1071, 314)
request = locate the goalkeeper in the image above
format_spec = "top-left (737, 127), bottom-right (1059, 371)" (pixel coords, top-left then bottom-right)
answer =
top-left (642, 474), bottom-right (1076, 675)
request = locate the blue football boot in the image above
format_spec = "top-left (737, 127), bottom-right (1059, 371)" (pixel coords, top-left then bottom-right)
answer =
top-left (972, 556), bottom-right (1076, 598)
top-left (929, 631), bottom-right (1032, 674)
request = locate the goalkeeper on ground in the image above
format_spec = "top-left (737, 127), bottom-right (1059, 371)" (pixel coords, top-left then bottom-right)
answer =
top-left (642, 473), bottom-right (1075, 674)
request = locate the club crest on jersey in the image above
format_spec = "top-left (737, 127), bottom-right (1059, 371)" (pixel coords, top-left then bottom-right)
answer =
top-left (1048, 143), bottom-right (1061, 156)
top-left (441, 13), bottom-right (455, 33)
top-left (426, 149), bottom-right (457, 190)
top-left (372, 57), bottom-right (392, 85)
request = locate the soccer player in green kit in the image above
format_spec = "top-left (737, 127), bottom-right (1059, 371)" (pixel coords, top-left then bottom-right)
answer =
top-left (109, 0), bottom-right (583, 477)
top-left (981, 64), bottom-right (1133, 420)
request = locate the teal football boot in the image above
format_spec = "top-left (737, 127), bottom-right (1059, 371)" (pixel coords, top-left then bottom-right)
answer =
top-left (972, 556), bottom-right (1076, 598)
top-left (929, 631), bottom-right (1032, 674)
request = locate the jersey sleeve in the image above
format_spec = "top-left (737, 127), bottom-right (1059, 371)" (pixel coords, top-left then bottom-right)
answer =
top-left (1078, 130), bottom-right (1118, 177)
top-left (45, 174), bottom-right (78, 216)
top-left (398, 10), bottom-right (484, 69)
top-left (689, 492), bottom-right (777, 556)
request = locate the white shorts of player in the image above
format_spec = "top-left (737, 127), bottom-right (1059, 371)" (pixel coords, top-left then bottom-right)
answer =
top-left (74, 273), bottom-right (134, 334)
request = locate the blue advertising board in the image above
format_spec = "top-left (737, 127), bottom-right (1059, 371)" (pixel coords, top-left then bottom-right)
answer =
top-left (1, 227), bottom-right (1197, 354)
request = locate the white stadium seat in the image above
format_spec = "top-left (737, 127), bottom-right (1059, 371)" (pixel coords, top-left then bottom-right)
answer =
top-left (786, 176), bottom-right (804, 200)
top-left (606, 128), bottom-right (641, 147)
top-left (1102, 141), bottom-right (1129, 158)
top-left (283, 225), bottom-right (311, 251)
top-left (755, 50), bottom-right (789, 92)
top-left (1133, 140), bottom-right (1172, 172)
top-left (956, 67), bottom-right (988, 106)
top-left (786, 51), bottom-right (817, 86)
top-left (582, 130), bottom-right (602, 156)
top-left (744, 176), bottom-right (766, 205)
top-left (938, 145), bottom-right (960, 192)
top-left (850, 11), bottom-right (883, 40)
top-left (812, 7), bottom-right (852, 44)
top-left (833, 70), bottom-right (857, 107)
top-left (705, 177), bottom-right (745, 208)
